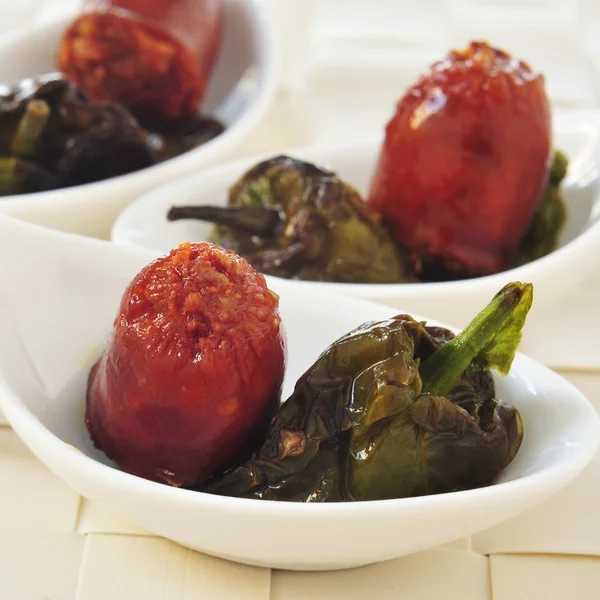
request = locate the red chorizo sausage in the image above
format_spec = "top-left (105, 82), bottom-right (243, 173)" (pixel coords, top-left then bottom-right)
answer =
top-left (367, 41), bottom-right (552, 280)
top-left (58, 0), bottom-right (223, 122)
top-left (86, 242), bottom-right (286, 487)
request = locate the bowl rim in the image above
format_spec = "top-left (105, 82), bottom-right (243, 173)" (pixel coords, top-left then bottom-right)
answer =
top-left (111, 132), bottom-right (600, 297)
top-left (1, 286), bottom-right (598, 519)
top-left (0, 0), bottom-right (279, 205)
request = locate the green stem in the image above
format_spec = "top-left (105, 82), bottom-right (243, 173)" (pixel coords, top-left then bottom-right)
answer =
top-left (167, 205), bottom-right (283, 237)
top-left (420, 283), bottom-right (528, 397)
top-left (11, 100), bottom-right (50, 159)
top-left (550, 150), bottom-right (568, 186)
top-left (0, 157), bottom-right (17, 193)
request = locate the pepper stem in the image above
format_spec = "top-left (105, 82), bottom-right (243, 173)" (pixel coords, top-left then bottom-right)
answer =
top-left (550, 150), bottom-right (568, 186)
top-left (0, 158), bottom-right (17, 194)
top-left (167, 205), bottom-right (283, 237)
top-left (11, 99), bottom-right (50, 159)
top-left (420, 282), bottom-right (532, 397)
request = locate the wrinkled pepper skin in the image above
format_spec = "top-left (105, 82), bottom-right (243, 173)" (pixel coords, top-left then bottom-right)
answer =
top-left (201, 282), bottom-right (530, 502)
top-left (168, 156), bottom-right (408, 284)
top-left (86, 242), bottom-right (286, 488)
top-left (0, 74), bottom-right (153, 192)
top-left (367, 42), bottom-right (552, 280)
top-left (0, 73), bottom-right (225, 194)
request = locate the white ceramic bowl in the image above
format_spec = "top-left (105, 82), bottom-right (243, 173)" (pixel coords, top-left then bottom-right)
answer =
top-left (0, 214), bottom-right (597, 571)
top-left (111, 109), bottom-right (600, 339)
top-left (0, 1), bottom-right (278, 239)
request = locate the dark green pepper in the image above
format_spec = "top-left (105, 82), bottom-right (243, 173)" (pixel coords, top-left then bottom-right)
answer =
top-left (0, 73), bottom-right (225, 195)
top-left (200, 282), bottom-right (530, 502)
top-left (0, 73), bottom-right (153, 191)
top-left (167, 156), bottom-right (409, 284)
top-left (0, 157), bottom-right (59, 196)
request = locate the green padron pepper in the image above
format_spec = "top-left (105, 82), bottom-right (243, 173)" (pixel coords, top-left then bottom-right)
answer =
top-left (0, 73), bottom-right (154, 193)
top-left (200, 282), bottom-right (531, 502)
top-left (167, 155), bottom-right (409, 284)
top-left (515, 150), bottom-right (568, 266)
top-left (0, 73), bottom-right (225, 196)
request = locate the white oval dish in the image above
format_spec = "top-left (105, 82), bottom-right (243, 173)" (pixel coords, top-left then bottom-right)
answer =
top-left (0, 214), bottom-right (598, 571)
top-left (111, 109), bottom-right (600, 337)
top-left (0, 0), bottom-right (278, 239)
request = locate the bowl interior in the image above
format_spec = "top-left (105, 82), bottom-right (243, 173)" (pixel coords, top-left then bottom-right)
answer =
top-left (112, 109), bottom-right (600, 258)
top-left (0, 0), bottom-right (267, 130)
top-left (0, 217), bottom-right (596, 496)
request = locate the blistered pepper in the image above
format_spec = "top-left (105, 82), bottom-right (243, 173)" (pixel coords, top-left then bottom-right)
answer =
top-left (201, 282), bottom-right (531, 502)
top-left (167, 156), bottom-right (409, 284)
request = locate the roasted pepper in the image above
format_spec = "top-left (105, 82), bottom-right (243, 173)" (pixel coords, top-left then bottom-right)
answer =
top-left (201, 282), bottom-right (531, 501)
top-left (167, 155), bottom-right (409, 284)
top-left (0, 73), bottom-right (224, 195)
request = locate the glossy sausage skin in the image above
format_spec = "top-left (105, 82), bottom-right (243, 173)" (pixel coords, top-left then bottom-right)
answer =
top-left (58, 0), bottom-right (223, 122)
top-left (86, 242), bottom-right (286, 487)
top-left (367, 42), bottom-right (552, 280)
